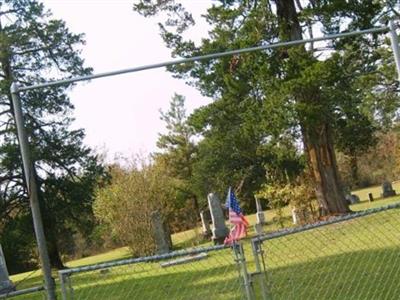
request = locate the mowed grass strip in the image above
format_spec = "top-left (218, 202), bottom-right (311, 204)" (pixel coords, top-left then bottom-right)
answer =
top-left (262, 208), bottom-right (400, 299)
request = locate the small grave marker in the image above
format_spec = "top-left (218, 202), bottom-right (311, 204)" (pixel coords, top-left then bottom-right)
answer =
top-left (368, 193), bottom-right (374, 202)
top-left (200, 210), bottom-right (211, 238)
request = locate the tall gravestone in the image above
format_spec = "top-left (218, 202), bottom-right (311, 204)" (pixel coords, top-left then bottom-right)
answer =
top-left (0, 245), bottom-right (14, 294)
top-left (200, 210), bottom-right (211, 238)
top-left (207, 193), bottom-right (229, 244)
top-left (151, 211), bottom-right (172, 255)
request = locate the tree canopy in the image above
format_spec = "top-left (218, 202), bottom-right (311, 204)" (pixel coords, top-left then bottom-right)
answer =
top-left (134, 0), bottom-right (400, 214)
top-left (0, 0), bottom-right (106, 272)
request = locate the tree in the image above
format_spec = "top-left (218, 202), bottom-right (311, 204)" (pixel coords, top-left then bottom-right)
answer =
top-left (154, 94), bottom-right (199, 229)
top-left (134, 0), bottom-right (399, 215)
top-left (188, 94), bottom-right (303, 210)
top-left (0, 0), bottom-right (105, 270)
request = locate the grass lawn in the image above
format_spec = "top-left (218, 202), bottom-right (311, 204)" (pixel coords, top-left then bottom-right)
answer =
top-left (8, 183), bottom-right (400, 299)
top-left (351, 180), bottom-right (400, 202)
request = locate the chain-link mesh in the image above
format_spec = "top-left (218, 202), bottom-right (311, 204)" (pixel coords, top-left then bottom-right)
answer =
top-left (256, 205), bottom-right (400, 299)
top-left (59, 246), bottom-right (246, 300)
top-left (0, 269), bottom-right (44, 299)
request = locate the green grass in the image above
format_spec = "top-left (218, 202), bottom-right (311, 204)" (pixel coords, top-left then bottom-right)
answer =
top-left (8, 183), bottom-right (400, 299)
top-left (262, 209), bottom-right (400, 299)
top-left (352, 180), bottom-right (400, 202)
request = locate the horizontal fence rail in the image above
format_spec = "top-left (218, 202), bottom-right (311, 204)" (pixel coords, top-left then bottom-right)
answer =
top-left (16, 26), bottom-right (389, 92)
top-left (59, 244), bottom-right (227, 276)
top-left (254, 202), bottom-right (400, 242)
top-left (58, 244), bottom-right (247, 300)
top-left (0, 286), bottom-right (44, 299)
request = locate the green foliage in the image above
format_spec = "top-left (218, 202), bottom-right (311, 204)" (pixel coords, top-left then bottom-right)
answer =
top-left (94, 159), bottom-right (174, 256)
top-left (257, 172), bottom-right (317, 227)
top-left (154, 94), bottom-right (200, 230)
top-left (0, 0), bottom-right (106, 270)
top-left (0, 214), bottom-right (36, 274)
top-left (135, 1), bottom-right (400, 214)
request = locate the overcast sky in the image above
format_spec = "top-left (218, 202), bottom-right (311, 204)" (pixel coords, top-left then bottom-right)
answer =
top-left (41, 0), bottom-right (212, 161)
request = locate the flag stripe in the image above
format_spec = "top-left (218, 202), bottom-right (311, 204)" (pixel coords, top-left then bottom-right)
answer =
top-left (224, 187), bottom-right (249, 245)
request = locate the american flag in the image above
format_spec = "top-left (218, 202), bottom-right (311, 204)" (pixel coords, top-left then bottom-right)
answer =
top-left (224, 187), bottom-right (249, 245)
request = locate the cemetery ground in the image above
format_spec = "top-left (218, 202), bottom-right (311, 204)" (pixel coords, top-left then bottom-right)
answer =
top-left (8, 182), bottom-right (400, 300)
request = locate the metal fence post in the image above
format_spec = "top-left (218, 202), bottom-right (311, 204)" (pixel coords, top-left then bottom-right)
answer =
top-left (389, 20), bottom-right (400, 81)
top-left (59, 273), bottom-right (68, 300)
top-left (251, 238), bottom-right (269, 300)
top-left (10, 83), bottom-right (56, 300)
top-left (232, 243), bottom-right (255, 300)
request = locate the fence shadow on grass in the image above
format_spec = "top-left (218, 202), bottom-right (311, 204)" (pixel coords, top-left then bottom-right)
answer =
top-left (265, 246), bottom-right (400, 300)
top-left (64, 249), bottom-right (245, 300)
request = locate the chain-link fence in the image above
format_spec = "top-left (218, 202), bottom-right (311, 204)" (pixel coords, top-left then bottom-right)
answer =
top-left (0, 268), bottom-right (45, 300)
top-left (0, 286), bottom-right (44, 300)
top-left (58, 244), bottom-right (249, 300)
top-left (252, 203), bottom-right (400, 300)
top-left (55, 203), bottom-right (400, 300)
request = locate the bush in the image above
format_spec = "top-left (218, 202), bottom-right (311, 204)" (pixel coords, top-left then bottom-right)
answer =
top-left (94, 159), bottom-right (174, 257)
top-left (257, 174), bottom-right (317, 227)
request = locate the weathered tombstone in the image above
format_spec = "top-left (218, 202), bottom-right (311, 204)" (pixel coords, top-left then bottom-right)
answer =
top-left (151, 211), bottom-right (171, 255)
top-left (345, 194), bottom-right (360, 204)
top-left (200, 210), bottom-right (212, 238)
top-left (255, 196), bottom-right (266, 225)
top-left (350, 194), bottom-right (360, 204)
top-left (254, 223), bottom-right (264, 235)
top-left (0, 245), bottom-right (14, 294)
top-left (381, 181), bottom-right (396, 198)
top-left (292, 207), bottom-right (311, 225)
top-left (368, 193), bottom-right (374, 202)
top-left (207, 193), bottom-right (229, 244)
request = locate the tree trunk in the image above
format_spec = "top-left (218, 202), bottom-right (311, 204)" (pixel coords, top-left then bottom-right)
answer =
top-left (47, 235), bottom-right (65, 270)
top-left (303, 124), bottom-right (350, 214)
top-left (274, 0), bottom-right (350, 214)
top-left (192, 195), bottom-right (200, 220)
top-left (350, 153), bottom-right (359, 188)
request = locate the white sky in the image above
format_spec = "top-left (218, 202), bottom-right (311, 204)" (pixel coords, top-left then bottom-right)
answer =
top-left (41, 0), bottom-right (212, 161)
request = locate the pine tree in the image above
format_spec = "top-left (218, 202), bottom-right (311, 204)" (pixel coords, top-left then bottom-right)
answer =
top-left (155, 94), bottom-right (199, 227)
top-left (0, 0), bottom-right (105, 270)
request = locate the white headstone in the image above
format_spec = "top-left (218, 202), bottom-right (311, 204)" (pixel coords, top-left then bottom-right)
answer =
top-left (0, 245), bottom-right (14, 294)
top-left (255, 197), bottom-right (266, 225)
top-left (291, 208), bottom-right (298, 225)
top-left (200, 210), bottom-right (211, 237)
top-left (207, 193), bottom-right (229, 244)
